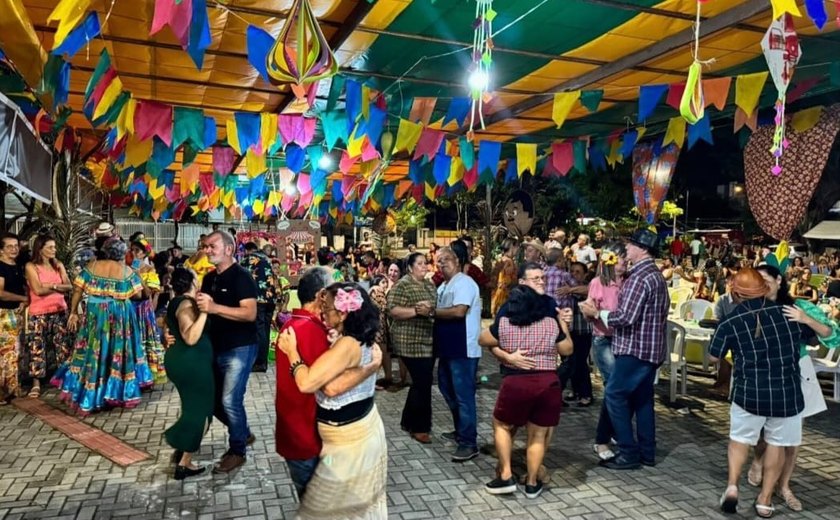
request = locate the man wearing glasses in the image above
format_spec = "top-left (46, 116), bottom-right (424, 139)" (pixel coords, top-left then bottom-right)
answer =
top-left (196, 231), bottom-right (259, 474)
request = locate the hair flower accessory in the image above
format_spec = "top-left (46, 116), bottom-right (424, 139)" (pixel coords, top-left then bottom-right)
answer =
top-left (334, 288), bottom-right (363, 313)
top-left (600, 251), bottom-right (618, 266)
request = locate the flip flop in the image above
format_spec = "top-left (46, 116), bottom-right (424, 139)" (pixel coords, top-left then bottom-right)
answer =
top-left (719, 485), bottom-right (738, 514)
top-left (778, 489), bottom-right (802, 512)
top-left (754, 500), bottom-right (775, 518)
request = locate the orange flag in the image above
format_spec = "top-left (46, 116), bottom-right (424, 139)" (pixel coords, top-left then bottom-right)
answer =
top-left (733, 107), bottom-right (758, 132)
top-left (409, 97), bottom-right (437, 125)
top-left (702, 77), bottom-right (732, 111)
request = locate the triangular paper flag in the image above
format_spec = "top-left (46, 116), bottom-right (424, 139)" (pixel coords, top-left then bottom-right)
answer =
top-left (394, 118), bottom-right (423, 154)
top-left (459, 137), bottom-right (475, 170)
top-left (134, 101), bottom-right (173, 146)
top-left (580, 90), bottom-right (603, 113)
top-left (551, 142), bottom-right (574, 176)
top-left (552, 91), bottom-right (581, 128)
top-left (733, 107), bottom-right (759, 132)
top-left (735, 72), bottom-right (769, 116)
top-left (662, 116), bottom-right (686, 147)
top-left (413, 128), bottom-right (445, 161)
top-left (791, 106), bottom-right (823, 133)
top-left (702, 77), bottom-right (732, 111)
top-left (687, 114), bottom-right (713, 150)
top-left (638, 84), bottom-right (668, 123)
top-left (516, 143), bottom-right (537, 177)
top-left (409, 97), bottom-right (437, 125)
top-left (477, 140), bottom-right (502, 181)
top-left (48, 0), bottom-right (94, 50)
top-left (448, 156), bottom-right (465, 186)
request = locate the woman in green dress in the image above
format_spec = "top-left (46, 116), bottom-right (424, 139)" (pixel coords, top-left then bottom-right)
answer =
top-left (164, 268), bottom-right (214, 480)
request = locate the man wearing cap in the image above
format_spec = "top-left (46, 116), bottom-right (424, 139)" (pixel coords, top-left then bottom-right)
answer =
top-left (580, 229), bottom-right (669, 470)
top-left (709, 268), bottom-right (831, 517)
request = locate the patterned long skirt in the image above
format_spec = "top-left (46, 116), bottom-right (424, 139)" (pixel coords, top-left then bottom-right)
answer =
top-left (134, 299), bottom-right (166, 383)
top-left (0, 309), bottom-right (22, 398)
top-left (22, 311), bottom-right (71, 381)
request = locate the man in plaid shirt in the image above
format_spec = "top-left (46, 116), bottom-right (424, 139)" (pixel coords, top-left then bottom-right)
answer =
top-left (580, 229), bottom-right (669, 470)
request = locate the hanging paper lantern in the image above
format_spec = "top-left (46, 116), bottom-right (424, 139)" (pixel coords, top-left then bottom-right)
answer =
top-left (266, 0), bottom-right (339, 103)
top-left (761, 13), bottom-right (801, 175)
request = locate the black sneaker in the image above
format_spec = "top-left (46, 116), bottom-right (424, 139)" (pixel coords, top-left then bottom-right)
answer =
top-left (485, 476), bottom-right (517, 495)
top-left (441, 431), bottom-right (457, 442)
top-left (524, 481), bottom-right (544, 499)
top-left (451, 446), bottom-right (479, 462)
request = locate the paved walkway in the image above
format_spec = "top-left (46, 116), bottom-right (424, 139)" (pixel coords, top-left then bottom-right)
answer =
top-left (1, 358), bottom-right (839, 520)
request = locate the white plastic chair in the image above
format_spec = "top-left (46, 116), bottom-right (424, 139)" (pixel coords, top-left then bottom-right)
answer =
top-left (669, 287), bottom-right (693, 315)
top-left (679, 299), bottom-right (714, 321)
top-left (812, 348), bottom-right (840, 402)
top-left (664, 321), bottom-right (688, 402)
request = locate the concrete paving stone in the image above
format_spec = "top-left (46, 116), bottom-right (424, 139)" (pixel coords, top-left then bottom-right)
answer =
top-left (2, 360), bottom-right (840, 519)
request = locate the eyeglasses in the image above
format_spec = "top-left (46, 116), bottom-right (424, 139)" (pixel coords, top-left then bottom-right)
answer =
top-left (524, 276), bottom-right (546, 282)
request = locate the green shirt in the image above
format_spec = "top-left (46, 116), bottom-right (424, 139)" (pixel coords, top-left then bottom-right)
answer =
top-left (387, 275), bottom-right (437, 358)
top-left (795, 299), bottom-right (840, 357)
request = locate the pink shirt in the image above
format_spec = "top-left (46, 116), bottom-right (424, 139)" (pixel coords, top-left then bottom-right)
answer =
top-left (587, 277), bottom-right (621, 336)
top-left (28, 265), bottom-right (68, 316)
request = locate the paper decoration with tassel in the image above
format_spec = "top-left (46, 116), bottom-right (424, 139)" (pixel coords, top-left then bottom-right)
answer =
top-left (552, 91), bottom-right (580, 128)
top-left (702, 77), bottom-right (731, 110)
top-left (52, 11), bottom-right (100, 58)
top-left (762, 14), bottom-right (800, 175)
top-left (48, 0), bottom-right (93, 50)
top-left (265, 0), bottom-right (337, 100)
top-left (409, 97), bottom-right (437, 125)
top-left (551, 142), bottom-right (574, 176)
top-left (680, 62), bottom-right (704, 124)
top-left (516, 143), bottom-right (537, 177)
top-left (638, 84), bottom-right (668, 123)
top-left (662, 116), bottom-right (686, 147)
top-left (735, 72), bottom-right (768, 116)
top-left (791, 106), bottom-right (823, 133)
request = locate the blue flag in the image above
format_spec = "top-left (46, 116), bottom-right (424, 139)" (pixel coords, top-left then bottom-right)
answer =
top-left (52, 12), bottom-right (101, 58)
top-left (246, 26), bottom-right (274, 82)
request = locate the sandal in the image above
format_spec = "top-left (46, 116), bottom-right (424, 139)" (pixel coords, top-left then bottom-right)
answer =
top-left (778, 489), bottom-right (802, 512)
top-left (577, 397), bottom-right (593, 407)
top-left (28, 386), bottom-right (41, 399)
top-left (747, 463), bottom-right (762, 487)
top-left (754, 500), bottom-right (775, 518)
top-left (719, 485), bottom-right (738, 514)
top-left (593, 444), bottom-right (615, 461)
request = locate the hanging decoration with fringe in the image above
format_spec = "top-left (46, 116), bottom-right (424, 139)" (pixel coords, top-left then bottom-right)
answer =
top-left (761, 13), bottom-right (801, 175)
top-left (266, 0), bottom-right (339, 107)
top-left (468, 0), bottom-right (495, 134)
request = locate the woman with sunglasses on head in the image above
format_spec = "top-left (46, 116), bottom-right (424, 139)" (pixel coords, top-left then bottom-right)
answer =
top-left (276, 283), bottom-right (386, 519)
top-left (22, 235), bottom-right (74, 399)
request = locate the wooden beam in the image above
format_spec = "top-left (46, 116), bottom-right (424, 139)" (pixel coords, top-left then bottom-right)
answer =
top-left (475, 0), bottom-right (770, 130)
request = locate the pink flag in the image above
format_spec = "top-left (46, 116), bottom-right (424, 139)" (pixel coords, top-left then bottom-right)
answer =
top-left (413, 128), bottom-right (445, 161)
top-left (787, 77), bottom-right (821, 104)
top-left (361, 139), bottom-right (380, 161)
top-left (339, 151), bottom-right (358, 174)
top-left (551, 142), bottom-right (574, 176)
top-left (165, 184), bottom-right (181, 203)
top-left (134, 100), bottom-right (173, 146)
top-left (278, 115), bottom-right (317, 147)
top-left (463, 163), bottom-right (478, 188)
top-left (151, 0), bottom-right (193, 47)
top-left (212, 146), bottom-right (235, 175)
top-left (297, 173), bottom-right (312, 196)
top-left (199, 173), bottom-right (215, 196)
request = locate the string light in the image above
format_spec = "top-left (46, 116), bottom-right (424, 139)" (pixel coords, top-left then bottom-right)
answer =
top-left (468, 69), bottom-right (489, 92)
top-left (317, 154), bottom-right (333, 170)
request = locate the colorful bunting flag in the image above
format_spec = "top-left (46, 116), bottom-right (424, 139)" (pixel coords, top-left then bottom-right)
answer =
top-left (551, 142), bottom-right (573, 176)
top-left (246, 25), bottom-right (274, 82)
top-left (477, 140), bottom-right (501, 184)
top-left (413, 128), bottom-right (445, 161)
top-left (394, 118), bottom-right (422, 154)
top-left (666, 83), bottom-right (686, 110)
top-left (637, 84), bottom-right (668, 123)
top-left (702, 77), bottom-right (732, 111)
top-left (580, 90), bottom-right (603, 113)
top-left (134, 100), bottom-right (173, 146)
top-left (552, 91), bottom-right (580, 129)
top-left (409, 97), bottom-right (437, 125)
top-left (443, 98), bottom-right (471, 126)
top-left (791, 106), bottom-right (823, 133)
top-left (48, 0), bottom-right (94, 50)
top-left (516, 143), bottom-right (537, 177)
top-left (770, 0), bottom-right (801, 19)
top-left (734, 72), bottom-right (768, 116)
top-left (187, 0), bottom-right (211, 69)
top-left (459, 137), bottom-right (475, 170)
top-left (52, 11), bottom-right (100, 58)
top-left (172, 106), bottom-right (205, 150)
top-left (151, 0), bottom-right (192, 46)
top-left (212, 146), bottom-right (235, 175)
top-left (662, 116), bottom-right (686, 147)
top-left (687, 114), bottom-right (713, 150)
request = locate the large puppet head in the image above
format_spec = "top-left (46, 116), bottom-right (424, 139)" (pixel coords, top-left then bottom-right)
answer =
top-left (503, 190), bottom-right (534, 239)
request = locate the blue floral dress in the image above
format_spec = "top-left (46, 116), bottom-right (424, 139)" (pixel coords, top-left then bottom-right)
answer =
top-left (52, 266), bottom-right (154, 415)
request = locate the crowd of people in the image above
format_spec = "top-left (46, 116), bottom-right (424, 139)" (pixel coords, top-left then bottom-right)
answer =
top-left (0, 220), bottom-right (837, 519)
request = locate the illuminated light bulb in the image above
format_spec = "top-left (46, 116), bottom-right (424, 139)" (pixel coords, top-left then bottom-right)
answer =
top-left (318, 154), bottom-right (333, 170)
top-left (468, 69), bottom-right (489, 92)
top-left (284, 183), bottom-right (297, 196)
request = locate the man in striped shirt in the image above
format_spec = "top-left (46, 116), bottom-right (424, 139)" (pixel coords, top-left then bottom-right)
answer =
top-left (580, 229), bottom-right (670, 470)
top-left (709, 268), bottom-right (831, 517)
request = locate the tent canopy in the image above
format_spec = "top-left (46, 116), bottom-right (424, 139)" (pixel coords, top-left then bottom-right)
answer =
top-left (803, 220), bottom-right (840, 240)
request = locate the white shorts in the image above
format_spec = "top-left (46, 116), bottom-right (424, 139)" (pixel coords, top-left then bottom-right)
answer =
top-left (729, 403), bottom-right (802, 447)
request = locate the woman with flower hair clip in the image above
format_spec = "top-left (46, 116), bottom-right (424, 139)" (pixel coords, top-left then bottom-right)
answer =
top-left (276, 282), bottom-right (386, 519)
top-left (583, 242), bottom-right (628, 461)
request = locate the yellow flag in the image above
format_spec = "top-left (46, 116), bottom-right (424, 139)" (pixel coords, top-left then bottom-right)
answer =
top-left (48, 0), bottom-right (93, 49)
top-left (770, 0), bottom-right (801, 20)
top-left (552, 91), bottom-right (581, 129)
top-left (425, 183), bottom-right (436, 201)
top-left (148, 179), bottom-right (165, 200)
top-left (606, 139), bottom-right (623, 167)
top-left (516, 143), bottom-right (537, 177)
top-left (246, 149), bottom-right (266, 178)
top-left (252, 199), bottom-right (265, 215)
top-left (226, 118), bottom-right (241, 154)
top-left (123, 136), bottom-right (152, 168)
top-left (260, 113), bottom-right (278, 151)
top-left (735, 72), bottom-right (769, 116)
top-left (361, 85), bottom-right (371, 120)
top-left (448, 156), bottom-right (465, 186)
top-left (92, 77), bottom-right (123, 120)
top-left (347, 128), bottom-right (366, 158)
top-left (662, 117), bottom-right (686, 147)
top-left (636, 127), bottom-right (647, 141)
top-left (791, 106), bottom-right (822, 133)
top-left (394, 118), bottom-right (423, 153)
top-left (116, 96), bottom-right (136, 139)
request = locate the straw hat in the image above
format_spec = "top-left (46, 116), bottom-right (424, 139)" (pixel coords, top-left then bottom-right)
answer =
top-left (95, 222), bottom-right (115, 237)
top-left (523, 239), bottom-right (546, 257)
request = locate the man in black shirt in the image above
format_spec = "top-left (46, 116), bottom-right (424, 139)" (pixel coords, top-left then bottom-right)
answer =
top-left (197, 231), bottom-right (259, 474)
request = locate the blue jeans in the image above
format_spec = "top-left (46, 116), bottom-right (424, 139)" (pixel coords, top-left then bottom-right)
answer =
top-left (286, 457), bottom-right (319, 498)
top-left (437, 357), bottom-right (479, 450)
top-left (214, 344), bottom-right (257, 455)
top-left (592, 336), bottom-right (616, 445)
top-left (605, 355), bottom-right (658, 463)
top-left (592, 335), bottom-right (615, 383)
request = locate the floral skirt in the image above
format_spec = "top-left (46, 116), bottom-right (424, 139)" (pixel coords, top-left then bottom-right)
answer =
top-left (134, 299), bottom-right (166, 383)
top-left (0, 309), bottom-right (22, 397)
top-left (52, 297), bottom-right (154, 415)
top-left (22, 311), bottom-right (71, 381)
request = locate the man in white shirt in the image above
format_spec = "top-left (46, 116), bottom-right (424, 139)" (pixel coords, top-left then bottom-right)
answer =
top-left (689, 236), bottom-right (703, 268)
top-left (434, 240), bottom-right (482, 463)
top-left (572, 234), bottom-right (598, 264)
top-left (544, 228), bottom-right (566, 251)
